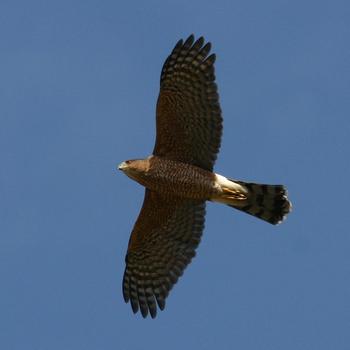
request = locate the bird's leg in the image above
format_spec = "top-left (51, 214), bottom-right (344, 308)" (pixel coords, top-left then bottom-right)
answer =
top-left (222, 187), bottom-right (247, 200)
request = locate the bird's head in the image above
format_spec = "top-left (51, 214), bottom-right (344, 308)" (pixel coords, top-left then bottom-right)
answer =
top-left (118, 159), bottom-right (150, 181)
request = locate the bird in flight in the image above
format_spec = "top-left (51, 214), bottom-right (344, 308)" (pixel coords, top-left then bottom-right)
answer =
top-left (118, 34), bottom-right (291, 318)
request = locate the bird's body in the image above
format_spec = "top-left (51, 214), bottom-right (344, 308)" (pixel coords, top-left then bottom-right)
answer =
top-left (120, 156), bottom-right (219, 200)
top-left (118, 35), bottom-right (291, 318)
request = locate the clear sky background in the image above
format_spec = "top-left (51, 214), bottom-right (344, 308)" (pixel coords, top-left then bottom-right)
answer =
top-left (1, 1), bottom-right (349, 349)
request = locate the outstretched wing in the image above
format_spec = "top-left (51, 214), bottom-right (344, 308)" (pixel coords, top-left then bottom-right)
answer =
top-left (153, 34), bottom-right (223, 171)
top-left (123, 190), bottom-right (206, 318)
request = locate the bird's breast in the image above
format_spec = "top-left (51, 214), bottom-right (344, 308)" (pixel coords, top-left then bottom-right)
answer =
top-left (134, 156), bottom-right (219, 200)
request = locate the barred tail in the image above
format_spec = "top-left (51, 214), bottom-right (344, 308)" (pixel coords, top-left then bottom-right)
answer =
top-left (228, 180), bottom-right (291, 225)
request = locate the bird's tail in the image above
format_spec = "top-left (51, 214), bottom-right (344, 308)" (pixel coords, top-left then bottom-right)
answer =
top-left (213, 175), bottom-right (291, 224)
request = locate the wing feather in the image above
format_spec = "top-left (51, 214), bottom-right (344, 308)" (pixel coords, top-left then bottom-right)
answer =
top-left (153, 35), bottom-right (222, 171)
top-left (123, 189), bottom-right (206, 318)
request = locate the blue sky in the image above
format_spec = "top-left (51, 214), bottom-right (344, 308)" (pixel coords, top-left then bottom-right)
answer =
top-left (1, 0), bottom-right (349, 349)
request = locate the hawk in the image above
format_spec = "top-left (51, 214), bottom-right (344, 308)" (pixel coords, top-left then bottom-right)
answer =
top-left (118, 35), bottom-right (291, 318)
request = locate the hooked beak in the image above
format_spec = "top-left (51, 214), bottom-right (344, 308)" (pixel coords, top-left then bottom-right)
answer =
top-left (118, 161), bottom-right (127, 171)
